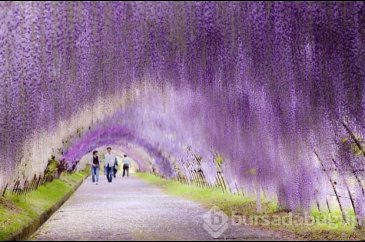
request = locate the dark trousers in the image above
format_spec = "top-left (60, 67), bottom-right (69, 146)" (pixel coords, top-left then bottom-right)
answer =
top-left (106, 166), bottom-right (113, 183)
top-left (113, 167), bottom-right (118, 178)
top-left (123, 165), bottom-right (130, 177)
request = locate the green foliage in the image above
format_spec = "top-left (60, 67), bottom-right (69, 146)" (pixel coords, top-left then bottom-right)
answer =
top-left (352, 143), bottom-right (365, 156)
top-left (0, 171), bottom-right (88, 241)
top-left (214, 155), bottom-right (224, 169)
top-left (136, 173), bottom-right (258, 215)
top-left (44, 158), bottom-right (59, 179)
top-left (341, 136), bottom-right (365, 156)
top-left (136, 173), bottom-right (365, 241)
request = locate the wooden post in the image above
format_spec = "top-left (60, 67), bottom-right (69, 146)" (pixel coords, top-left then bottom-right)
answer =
top-left (36, 176), bottom-right (42, 189)
top-left (215, 174), bottom-right (225, 193)
top-left (199, 171), bottom-right (206, 188)
top-left (314, 150), bottom-right (347, 223)
top-left (332, 158), bottom-right (361, 228)
top-left (316, 200), bottom-right (321, 212)
top-left (195, 170), bottom-right (203, 188)
top-left (192, 170), bottom-right (200, 187)
top-left (186, 160), bottom-right (195, 185)
top-left (341, 122), bottom-right (365, 195)
top-left (215, 176), bottom-right (220, 189)
top-left (190, 168), bottom-right (197, 186)
top-left (30, 175), bottom-right (36, 191)
top-left (220, 172), bottom-right (232, 193)
top-left (183, 176), bottom-right (188, 185)
top-left (42, 176), bottom-right (47, 185)
top-left (217, 172), bottom-right (228, 193)
top-left (192, 154), bottom-right (203, 187)
top-left (326, 199), bottom-right (332, 213)
top-left (12, 181), bottom-right (19, 194)
top-left (2, 184), bottom-right (8, 197)
top-left (23, 180), bottom-right (29, 193)
top-left (216, 172), bottom-right (225, 193)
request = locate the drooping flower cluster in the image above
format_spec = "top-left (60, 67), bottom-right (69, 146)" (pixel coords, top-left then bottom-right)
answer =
top-left (0, 2), bottom-right (364, 212)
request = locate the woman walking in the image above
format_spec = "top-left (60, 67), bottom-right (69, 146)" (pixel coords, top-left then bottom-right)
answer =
top-left (91, 150), bottom-right (100, 185)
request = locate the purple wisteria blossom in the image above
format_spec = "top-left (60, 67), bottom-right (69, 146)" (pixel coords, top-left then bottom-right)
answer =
top-left (0, 2), bottom-right (364, 213)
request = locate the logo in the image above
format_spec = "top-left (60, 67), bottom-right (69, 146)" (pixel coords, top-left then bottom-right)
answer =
top-left (202, 206), bottom-right (229, 238)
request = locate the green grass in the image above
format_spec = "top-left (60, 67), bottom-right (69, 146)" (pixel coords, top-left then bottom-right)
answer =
top-left (136, 173), bottom-right (365, 241)
top-left (135, 173), bottom-right (260, 215)
top-left (0, 170), bottom-right (89, 241)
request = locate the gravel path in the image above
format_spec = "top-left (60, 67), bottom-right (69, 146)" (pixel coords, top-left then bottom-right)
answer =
top-left (31, 175), bottom-right (290, 241)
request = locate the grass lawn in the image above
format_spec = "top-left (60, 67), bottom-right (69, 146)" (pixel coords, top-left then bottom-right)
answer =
top-left (136, 173), bottom-right (365, 241)
top-left (0, 170), bottom-right (89, 241)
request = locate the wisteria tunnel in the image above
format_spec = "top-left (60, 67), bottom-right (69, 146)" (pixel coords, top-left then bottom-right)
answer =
top-left (0, 1), bottom-right (365, 240)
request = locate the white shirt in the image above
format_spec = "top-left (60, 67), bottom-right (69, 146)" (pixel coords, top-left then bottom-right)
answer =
top-left (104, 153), bottom-right (116, 167)
top-left (123, 158), bottom-right (131, 166)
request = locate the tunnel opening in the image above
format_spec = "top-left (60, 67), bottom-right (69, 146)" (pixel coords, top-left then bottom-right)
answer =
top-left (76, 146), bottom-right (141, 175)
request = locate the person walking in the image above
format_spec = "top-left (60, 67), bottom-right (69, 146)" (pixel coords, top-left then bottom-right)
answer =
top-left (104, 147), bottom-right (116, 183)
top-left (91, 151), bottom-right (100, 185)
top-left (122, 154), bottom-right (131, 177)
top-left (113, 157), bottom-right (119, 178)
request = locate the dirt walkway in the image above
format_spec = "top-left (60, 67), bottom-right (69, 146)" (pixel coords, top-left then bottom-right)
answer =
top-left (31, 175), bottom-right (289, 241)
